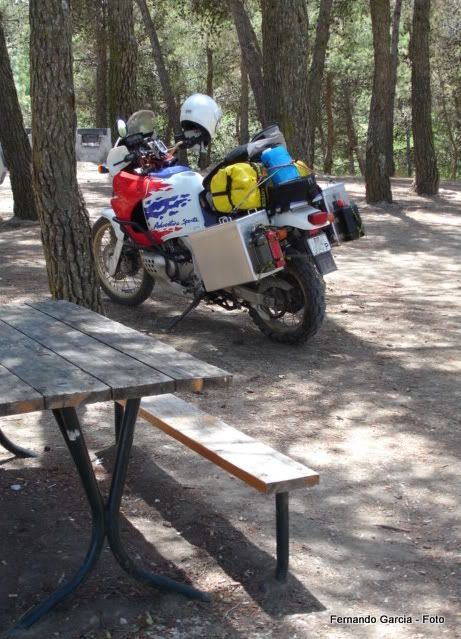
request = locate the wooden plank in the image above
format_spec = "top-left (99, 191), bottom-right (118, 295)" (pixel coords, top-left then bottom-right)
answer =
top-left (0, 363), bottom-right (44, 417)
top-left (0, 305), bottom-right (174, 400)
top-left (0, 319), bottom-right (111, 410)
top-left (120, 394), bottom-right (319, 494)
top-left (30, 300), bottom-right (232, 392)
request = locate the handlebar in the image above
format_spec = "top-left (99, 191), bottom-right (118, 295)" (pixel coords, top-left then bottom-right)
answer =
top-left (113, 131), bottom-right (189, 173)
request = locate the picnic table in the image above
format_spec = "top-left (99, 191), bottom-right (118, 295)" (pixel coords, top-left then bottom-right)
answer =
top-left (0, 300), bottom-right (231, 631)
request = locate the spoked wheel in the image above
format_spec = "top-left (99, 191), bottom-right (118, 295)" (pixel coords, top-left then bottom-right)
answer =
top-left (92, 217), bottom-right (154, 306)
top-left (249, 258), bottom-right (325, 344)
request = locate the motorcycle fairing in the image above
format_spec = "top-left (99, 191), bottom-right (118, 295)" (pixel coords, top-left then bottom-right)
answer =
top-left (143, 169), bottom-right (213, 242)
top-left (148, 165), bottom-right (189, 179)
top-left (111, 171), bottom-right (173, 246)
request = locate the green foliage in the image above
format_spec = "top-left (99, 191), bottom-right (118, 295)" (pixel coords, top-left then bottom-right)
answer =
top-left (2, 0), bottom-right (459, 178)
top-left (1, 1), bottom-right (31, 125)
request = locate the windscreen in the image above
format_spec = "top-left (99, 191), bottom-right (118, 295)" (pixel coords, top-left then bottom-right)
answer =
top-left (126, 110), bottom-right (156, 136)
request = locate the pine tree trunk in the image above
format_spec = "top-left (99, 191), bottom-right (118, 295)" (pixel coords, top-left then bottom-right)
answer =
top-left (437, 70), bottom-right (458, 179)
top-left (261, 0), bottom-right (311, 161)
top-left (29, 0), bottom-right (101, 311)
top-left (205, 46), bottom-right (213, 167)
top-left (318, 118), bottom-right (326, 158)
top-left (344, 80), bottom-right (365, 176)
top-left (365, 0), bottom-right (392, 203)
top-left (109, 0), bottom-right (137, 139)
top-left (406, 126), bottom-right (412, 177)
top-left (95, 0), bottom-right (108, 128)
top-left (323, 71), bottom-right (335, 174)
top-left (229, 0), bottom-right (267, 126)
top-left (308, 0), bottom-right (334, 163)
top-left (165, 119), bottom-right (173, 146)
top-left (0, 13), bottom-right (37, 221)
top-left (346, 144), bottom-right (355, 175)
top-left (136, 0), bottom-right (179, 132)
top-left (239, 59), bottom-right (249, 144)
top-left (385, 0), bottom-right (403, 176)
top-left (410, 0), bottom-right (439, 194)
top-left (452, 91), bottom-right (461, 179)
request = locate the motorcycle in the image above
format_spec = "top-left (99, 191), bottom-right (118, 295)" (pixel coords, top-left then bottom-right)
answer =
top-left (92, 112), bottom-right (363, 344)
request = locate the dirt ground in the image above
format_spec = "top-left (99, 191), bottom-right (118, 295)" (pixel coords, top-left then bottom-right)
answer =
top-left (0, 165), bottom-right (460, 639)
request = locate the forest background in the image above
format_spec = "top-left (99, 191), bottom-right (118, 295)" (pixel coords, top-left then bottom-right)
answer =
top-left (2, 0), bottom-right (460, 181)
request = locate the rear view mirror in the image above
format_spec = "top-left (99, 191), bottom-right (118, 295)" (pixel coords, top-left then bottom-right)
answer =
top-left (116, 119), bottom-right (127, 138)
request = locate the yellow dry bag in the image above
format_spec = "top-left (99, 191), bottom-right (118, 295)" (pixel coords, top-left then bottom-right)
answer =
top-left (210, 162), bottom-right (266, 213)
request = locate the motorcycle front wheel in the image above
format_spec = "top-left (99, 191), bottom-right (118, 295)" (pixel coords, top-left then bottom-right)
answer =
top-left (248, 258), bottom-right (325, 344)
top-left (92, 217), bottom-right (154, 306)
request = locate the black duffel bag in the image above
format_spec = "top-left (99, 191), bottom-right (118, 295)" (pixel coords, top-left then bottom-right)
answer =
top-left (267, 175), bottom-right (323, 212)
top-left (331, 202), bottom-right (365, 242)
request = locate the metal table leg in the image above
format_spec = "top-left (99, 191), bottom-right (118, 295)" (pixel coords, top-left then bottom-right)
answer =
top-left (13, 399), bottom-right (208, 632)
top-left (0, 427), bottom-right (37, 458)
top-left (114, 401), bottom-right (124, 444)
top-left (13, 408), bottom-right (106, 630)
top-left (275, 492), bottom-right (289, 582)
top-left (107, 398), bottom-right (209, 602)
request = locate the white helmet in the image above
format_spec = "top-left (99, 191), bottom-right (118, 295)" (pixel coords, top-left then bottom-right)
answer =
top-left (180, 93), bottom-right (222, 143)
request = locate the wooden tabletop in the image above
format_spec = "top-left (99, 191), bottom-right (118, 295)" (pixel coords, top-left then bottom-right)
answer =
top-left (0, 300), bottom-right (231, 418)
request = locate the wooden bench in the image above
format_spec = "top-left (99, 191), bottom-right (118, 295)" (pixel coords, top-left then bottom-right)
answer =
top-left (116, 393), bottom-right (319, 582)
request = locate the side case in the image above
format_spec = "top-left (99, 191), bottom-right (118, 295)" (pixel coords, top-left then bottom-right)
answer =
top-left (333, 203), bottom-right (365, 242)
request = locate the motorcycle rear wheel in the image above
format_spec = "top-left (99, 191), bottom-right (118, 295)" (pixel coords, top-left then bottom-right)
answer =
top-left (249, 258), bottom-right (325, 344)
top-left (92, 217), bottom-right (154, 306)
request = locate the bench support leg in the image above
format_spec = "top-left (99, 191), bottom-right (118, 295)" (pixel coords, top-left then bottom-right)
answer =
top-left (275, 492), bottom-right (289, 582)
top-left (0, 427), bottom-right (37, 458)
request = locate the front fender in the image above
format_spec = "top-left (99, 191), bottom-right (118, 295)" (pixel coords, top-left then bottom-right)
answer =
top-left (100, 207), bottom-right (125, 241)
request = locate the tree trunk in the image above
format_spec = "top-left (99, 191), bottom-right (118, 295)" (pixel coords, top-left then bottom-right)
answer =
top-left (409, 0), bottom-right (439, 194)
top-left (95, 0), bottom-right (108, 128)
top-left (261, 0), bottom-right (311, 161)
top-left (453, 91), bottom-right (461, 179)
top-left (29, 0), bottom-right (101, 311)
top-left (136, 0), bottom-right (178, 131)
top-left (386, 0), bottom-right (403, 176)
top-left (164, 118), bottom-right (173, 146)
top-left (406, 126), bottom-right (412, 177)
top-left (346, 143), bottom-right (355, 175)
top-left (365, 0), bottom-right (392, 203)
top-left (437, 70), bottom-right (458, 179)
top-left (205, 46), bottom-right (214, 167)
top-left (239, 58), bottom-right (249, 144)
top-left (0, 13), bottom-right (37, 221)
top-left (308, 0), bottom-right (334, 163)
top-left (344, 81), bottom-right (365, 176)
top-left (229, 0), bottom-right (267, 126)
top-left (323, 71), bottom-right (335, 174)
top-left (317, 117), bottom-right (326, 158)
top-left (109, 0), bottom-right (137, 139)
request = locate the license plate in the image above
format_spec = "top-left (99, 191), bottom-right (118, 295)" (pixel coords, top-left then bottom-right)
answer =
top-left (307, 233), bottom-right (331, 256)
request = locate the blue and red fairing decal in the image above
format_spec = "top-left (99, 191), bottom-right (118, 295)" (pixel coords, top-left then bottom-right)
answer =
top-left (144, 193), bottom-right (191, 221)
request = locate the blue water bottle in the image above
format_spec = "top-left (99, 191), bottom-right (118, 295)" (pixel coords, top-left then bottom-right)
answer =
top-left (261, 146), bottom-right (300, 185)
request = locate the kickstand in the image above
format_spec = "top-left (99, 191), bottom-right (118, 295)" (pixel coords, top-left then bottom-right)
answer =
top-left (161, 293), bottom-right (206, 332)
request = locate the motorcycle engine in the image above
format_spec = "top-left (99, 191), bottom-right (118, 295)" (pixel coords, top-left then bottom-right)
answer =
top-left (141, 239), bottom-right (195, 289)
top-left (163, 239), bottom-right (194, 284)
